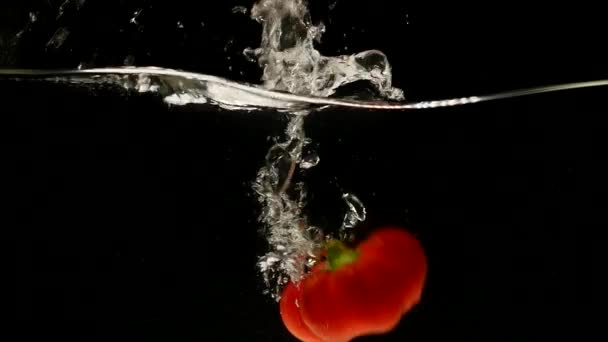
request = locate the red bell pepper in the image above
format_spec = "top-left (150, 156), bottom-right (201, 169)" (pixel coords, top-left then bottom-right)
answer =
top-left (280, 227), bottom-right (428, 342)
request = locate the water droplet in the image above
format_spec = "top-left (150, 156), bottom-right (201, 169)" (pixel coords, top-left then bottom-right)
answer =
top-left (130, 9), bottom-right (142, 25)
top-left (243, 47), bottom-right (260, 63)
top-left (46, 27), bottom-right (70, 50)
top-left (300, 153), bottom-right (319, 169)
top-left (56, 0), bottom-right (68, 19)
top-left (224, 39), bottom-right (234, 52)
top-left (341, 193), bottom-right (366, 230)
top-left (232, 6), bottom-right (248, 14)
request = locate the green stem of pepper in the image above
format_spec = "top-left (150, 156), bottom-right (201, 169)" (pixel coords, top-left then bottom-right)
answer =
top-left (325, 240), bottom-right (359, 271)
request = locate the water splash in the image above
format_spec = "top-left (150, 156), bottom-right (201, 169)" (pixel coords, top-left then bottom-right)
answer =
top-left (248, 0), bottom-right (398, 299)
top-left (245, 0), bottom-right (404, 100)
top-left (253, 116), bottom-right (325, 299)
top-left (1, 1), bottom-right (607, 300)
top-left (253, 116), bottom-right (370, 298)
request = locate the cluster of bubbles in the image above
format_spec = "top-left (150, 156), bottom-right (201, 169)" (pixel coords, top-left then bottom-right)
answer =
top-left (248, 0), bottom-right (400, 299)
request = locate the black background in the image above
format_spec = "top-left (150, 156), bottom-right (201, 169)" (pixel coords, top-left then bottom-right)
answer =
top-left (2, 1), bottom-right (607, 341)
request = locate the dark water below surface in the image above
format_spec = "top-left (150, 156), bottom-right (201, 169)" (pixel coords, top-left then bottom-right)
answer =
top-left (3, 80), bottom-right (606, 341)
top-left (2, 0), bottom-right (607, 340)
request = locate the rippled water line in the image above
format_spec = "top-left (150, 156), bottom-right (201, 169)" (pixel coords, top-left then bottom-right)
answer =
top-left (0, 67), bottom-right (606, 110)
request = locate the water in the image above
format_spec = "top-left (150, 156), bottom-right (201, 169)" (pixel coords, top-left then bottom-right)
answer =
top-left (3, 1), bottom-right (606, 300)
top-left (1, 0), bottom-right (607, 301)
top-left (2, 1), bottom-right (607, 340)
top-left (246, 0), bottom-right (404, 100)
top-left (4, 72), bottom-right (607, 341)
top-left (246, 4), bottom-right (399, 296)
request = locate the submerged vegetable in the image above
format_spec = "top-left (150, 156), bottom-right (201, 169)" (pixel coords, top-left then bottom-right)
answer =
top-left (280, 227), bottom-right (427, 342)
